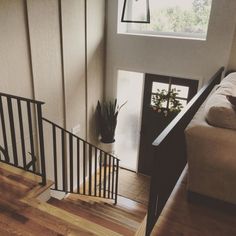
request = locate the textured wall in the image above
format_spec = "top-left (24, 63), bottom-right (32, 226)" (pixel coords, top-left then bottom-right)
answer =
top-left (0, 0), bottom-right (105, 141)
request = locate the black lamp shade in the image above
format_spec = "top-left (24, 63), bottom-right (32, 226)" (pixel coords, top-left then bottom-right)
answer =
top-left (121, 0), bottom-right (150, 23)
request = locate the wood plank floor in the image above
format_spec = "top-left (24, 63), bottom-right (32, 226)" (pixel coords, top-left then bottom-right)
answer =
top-left (0, 163), bottom-right (148, 235)
top-left (0, 163), bottom-right (126, 235)
top-left (118, 168), bottom-right (150, 206)
top-left (151, 167), bottom-right (236, 236)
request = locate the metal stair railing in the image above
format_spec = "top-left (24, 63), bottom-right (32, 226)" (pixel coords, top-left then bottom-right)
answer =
top-left (0, 92), bottom-right (46, 185)
top-left (42, 118), bottom-right (120, 204)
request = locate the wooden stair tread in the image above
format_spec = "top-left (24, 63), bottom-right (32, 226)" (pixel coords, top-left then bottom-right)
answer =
top-left (67, 193), bottom-right (115, 204)
top-left (25, 197), bottom-right (122, 236)
top-left (64, 197), bottom-right (144, 223)
top-left (67, 193), bottom-right (147, 218)
top-left (49, 197), bottom-right (135, 236)
top-left (48, 195), bottom-right (147, 235)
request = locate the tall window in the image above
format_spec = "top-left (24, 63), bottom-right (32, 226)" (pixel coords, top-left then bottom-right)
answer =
top-left (119, 0), bottom-right (212, 39)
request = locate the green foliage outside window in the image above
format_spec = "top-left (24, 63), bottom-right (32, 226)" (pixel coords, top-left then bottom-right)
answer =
top-left (132, 0), bottom-right (212, 36)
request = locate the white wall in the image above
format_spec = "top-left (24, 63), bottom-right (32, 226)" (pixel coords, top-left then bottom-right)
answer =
top-left (0, 0), bottom-right (106, 185)
top-left (0, 0), bottom-right (105, 141)
top-left (106, 0), bottom-right (236, 98)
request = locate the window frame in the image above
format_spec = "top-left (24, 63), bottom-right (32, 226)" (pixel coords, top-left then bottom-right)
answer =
top-left (119, 0), bottom-right (212, 40)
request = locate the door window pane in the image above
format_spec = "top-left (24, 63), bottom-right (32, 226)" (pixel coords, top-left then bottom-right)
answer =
top-left (176, 99), bottom-right (187, 107)
top-left (152, 82), bottom-right (169, 93)
top-left (171, 85), bottom-right (189, 98)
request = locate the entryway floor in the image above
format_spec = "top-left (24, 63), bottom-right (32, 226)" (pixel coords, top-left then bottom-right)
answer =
top-left (118, 168), bottom-right (150, 206)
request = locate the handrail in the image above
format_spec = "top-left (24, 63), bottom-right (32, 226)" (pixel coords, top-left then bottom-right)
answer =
top-left (0, 91), bottom-right (45, 104)
top-left (146, 67), bottom-right (224, 235)
top-left (43, 117), bottom-right (120, 204)
top-left (42, 117), bottom-right (120, 161)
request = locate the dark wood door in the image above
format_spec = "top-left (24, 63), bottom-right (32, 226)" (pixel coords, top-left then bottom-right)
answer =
top-left (138, 74), bottom-right (198, 175)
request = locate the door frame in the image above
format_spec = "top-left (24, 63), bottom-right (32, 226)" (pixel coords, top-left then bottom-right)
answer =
top-left (137, 73), bottom-right (199, 175)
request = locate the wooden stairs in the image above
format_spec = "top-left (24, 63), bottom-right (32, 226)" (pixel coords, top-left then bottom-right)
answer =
top-left (0, 162), bottom-right (147, 236)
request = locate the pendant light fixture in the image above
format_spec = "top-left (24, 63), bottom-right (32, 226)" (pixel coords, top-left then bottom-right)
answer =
top-left (121, 0), bottom-right (150, 23)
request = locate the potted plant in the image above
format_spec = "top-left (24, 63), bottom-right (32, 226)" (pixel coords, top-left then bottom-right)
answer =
top-left (96, 99), bottom-right (126, 154)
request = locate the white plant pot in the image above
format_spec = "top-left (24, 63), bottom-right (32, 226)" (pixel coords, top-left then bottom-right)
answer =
top-left (99, 141), bottom-right (115, 155)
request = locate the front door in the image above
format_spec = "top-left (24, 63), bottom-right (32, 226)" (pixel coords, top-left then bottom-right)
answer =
top-left (138, 74), bottom-right (198, 175)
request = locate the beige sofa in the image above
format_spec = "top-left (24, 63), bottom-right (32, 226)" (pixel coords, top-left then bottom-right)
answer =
top-left (185, 72), bottom-right (236, 205)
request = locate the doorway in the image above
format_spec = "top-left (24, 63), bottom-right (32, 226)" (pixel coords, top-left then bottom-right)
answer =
top-left (116, 70), bottom-right (144, 171)
top-left (138, 74), bottom-right (198, 175)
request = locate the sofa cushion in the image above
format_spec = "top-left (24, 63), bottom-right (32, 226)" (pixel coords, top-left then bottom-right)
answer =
top-left (204, 74), bottom-right (236, 130)
top-left (221, 72), bottom-right (236, 86)
top-left (226, 95), bottom-right (236, 106)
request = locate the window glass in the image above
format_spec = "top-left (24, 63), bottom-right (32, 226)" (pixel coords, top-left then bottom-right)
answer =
top-left (176, 99), bottom-right (187, 107)
top-left (171, 85), bottom-right (189, 98)
top-left (120, 0), bottom-right (212, 39)
top-left (151, 94), bottom-right (168, 108)
top-left (152, 82), bottom-right (169, 93)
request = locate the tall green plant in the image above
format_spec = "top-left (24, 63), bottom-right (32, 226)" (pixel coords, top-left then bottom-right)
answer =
top-left (96, 99), bottom-right (126, 143)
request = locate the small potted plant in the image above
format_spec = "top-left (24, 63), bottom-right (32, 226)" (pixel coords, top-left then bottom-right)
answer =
top-left (96, 99), bottom-right (126, 154)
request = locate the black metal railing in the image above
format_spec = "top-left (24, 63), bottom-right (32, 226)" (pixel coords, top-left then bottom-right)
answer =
top-left (145, 67), bottom-right (224, 235)
top-left (42, 118), bottom-right (120, 204)
top-left (0, 92), bottom-right (46, 185)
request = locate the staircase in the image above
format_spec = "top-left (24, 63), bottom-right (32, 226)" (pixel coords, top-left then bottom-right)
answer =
top-left (0, 162), bottom-right (147, 236)
top-left (0, 92), bottom-right (148, 235)
top-left (0, 91), bottom-right (120, 203)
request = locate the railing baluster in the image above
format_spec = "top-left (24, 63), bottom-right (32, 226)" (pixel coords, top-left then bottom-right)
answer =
top-left (83, 141), bottom-right (86, 194)
top-left (77, 139), bottom-right (80, 194)
top-left (112, 157), bottom-right (115, 199)
top-left (52, 125), bottom-right (58, 189)
top-left (7, 98), bottom-right (18, 166)
top-left (17, 100), bottom-right (26, 169)
top-left (88, 144), bottom-right (92, 195)
top-left (69, 134), bottom-right (73, 192)
top-left (37, 104), bottom-right (46, 185)
top-left (115, 159), bottom-right (120, 204)
top-left (61, 129), bottom-right (67, 192)
top-left (41, 117), bottom-right (120, 202)
top-left (0, 97), bottom-right (9, 162)
top-left (103, 153), bottom-right (107, 198)
top-left (27, 101), bottom-right (35, 171)
top-left (99, 150), bottom-right (102, 197)
top-left (108, 155), bottom-right (111, 198)
top-left (94, 148), bottom-right (97, 196)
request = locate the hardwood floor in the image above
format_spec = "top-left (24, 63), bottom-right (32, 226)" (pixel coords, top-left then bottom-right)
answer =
top-left (0, 163), bottom-right (147, 235)
top-left (118, 168), bottom-right (150, 206)
top-left (151, 167), bottom-right (236, 236)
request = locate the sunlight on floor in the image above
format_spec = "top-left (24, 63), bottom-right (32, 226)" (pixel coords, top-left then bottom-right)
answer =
top-left (118, 168), bottom-right (150, 206)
